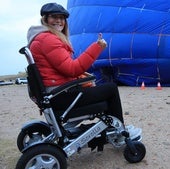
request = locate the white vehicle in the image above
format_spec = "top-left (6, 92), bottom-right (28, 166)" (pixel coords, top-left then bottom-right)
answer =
top-left (15, 77), bottom-right (28, 84)
top-left (0, 80), bottom-right (13, 86)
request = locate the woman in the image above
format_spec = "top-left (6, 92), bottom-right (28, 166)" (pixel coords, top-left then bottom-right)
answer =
top-left (27, 2), bottom-right (141, 141)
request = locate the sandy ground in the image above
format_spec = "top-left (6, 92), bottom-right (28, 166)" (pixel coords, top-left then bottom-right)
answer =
top-left (0, 84), bottom-right (170, 169)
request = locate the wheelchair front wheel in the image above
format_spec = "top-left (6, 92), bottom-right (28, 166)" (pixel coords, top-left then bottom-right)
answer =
top-left (124, 141), bottom-right (146, 163)
top-left (15, 144), bottom-right (67, 169)
top-left (17, 124), bottom-right (51, 152)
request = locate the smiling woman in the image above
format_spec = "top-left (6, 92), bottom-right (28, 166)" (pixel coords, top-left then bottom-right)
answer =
top-left (25, 2), bottom-right (141, 140)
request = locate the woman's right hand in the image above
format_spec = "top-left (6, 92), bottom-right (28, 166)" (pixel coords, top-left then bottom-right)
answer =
top-left (97, 33), bottom-right (107, 49)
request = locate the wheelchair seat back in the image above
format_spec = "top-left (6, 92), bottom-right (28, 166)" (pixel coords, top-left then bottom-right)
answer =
top-left (27, 64), bottom-right (47, 108)
top-left (19, 47), bottom-right (47, 109)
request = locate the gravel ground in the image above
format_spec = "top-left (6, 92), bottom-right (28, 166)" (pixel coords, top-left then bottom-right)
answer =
top-left (0, 85), bottom-right (170, 169)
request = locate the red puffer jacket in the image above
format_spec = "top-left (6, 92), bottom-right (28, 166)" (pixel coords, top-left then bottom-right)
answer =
top-left (30, 31), bottom-right (103, 87)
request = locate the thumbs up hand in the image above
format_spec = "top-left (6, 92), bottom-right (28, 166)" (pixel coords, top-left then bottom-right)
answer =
top-left (97, 33), bottom-right (107, 49)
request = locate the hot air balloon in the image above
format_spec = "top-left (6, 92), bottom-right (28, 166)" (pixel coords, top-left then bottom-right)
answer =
top-left (67, 0), bottom-right (170, 86)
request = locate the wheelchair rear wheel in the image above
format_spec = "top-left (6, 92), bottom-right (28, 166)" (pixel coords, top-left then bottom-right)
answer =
top-left (17, 124), bottom-right (51, 152)
top-left (124, 141), bottom-right (146, 163)
top-left (15, 144), bottom-right (67, 169)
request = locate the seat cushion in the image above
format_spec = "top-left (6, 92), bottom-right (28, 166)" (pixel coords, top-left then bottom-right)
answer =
top-left (55, 101), bottom-right (108, 121)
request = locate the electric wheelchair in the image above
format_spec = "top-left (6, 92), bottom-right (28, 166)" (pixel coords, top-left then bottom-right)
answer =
top-left (15, 46), bottom-right (146, 169)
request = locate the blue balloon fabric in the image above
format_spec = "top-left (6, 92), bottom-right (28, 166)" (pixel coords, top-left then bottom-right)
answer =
top-left (67, 0), bottom-right (170, 86)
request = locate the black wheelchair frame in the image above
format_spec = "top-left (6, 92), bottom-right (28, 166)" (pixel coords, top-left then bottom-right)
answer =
top-left (15, 47), bottom-right (146, 169)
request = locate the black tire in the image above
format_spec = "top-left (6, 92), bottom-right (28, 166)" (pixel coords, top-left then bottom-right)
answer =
top-left (15, 144), bottom-right (67, 169)
top-left (124, 141), bottom-right (146, 163)
top-left (17, 125), bottom-right (51, 152)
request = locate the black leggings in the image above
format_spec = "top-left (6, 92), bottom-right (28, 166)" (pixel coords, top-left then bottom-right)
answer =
top-left (51, 82), bottom-right (124, 123)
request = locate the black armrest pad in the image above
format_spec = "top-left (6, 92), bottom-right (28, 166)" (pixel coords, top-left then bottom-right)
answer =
top-left (50, 75), bottom-right (96, 96)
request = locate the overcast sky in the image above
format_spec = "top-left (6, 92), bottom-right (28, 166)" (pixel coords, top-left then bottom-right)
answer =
top-left (0, 0), bottom-right (67, 76)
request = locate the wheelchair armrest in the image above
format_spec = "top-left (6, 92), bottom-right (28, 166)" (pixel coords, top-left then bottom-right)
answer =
top-left (49, 75), bottom-right (96, 97)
